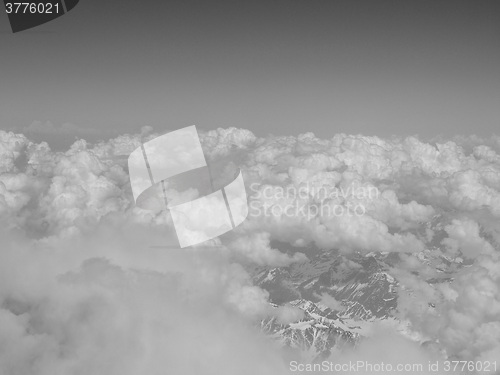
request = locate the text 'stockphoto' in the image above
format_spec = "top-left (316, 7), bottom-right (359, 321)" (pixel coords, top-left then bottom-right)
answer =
top-left (0, 1), bottom-right (499, 374)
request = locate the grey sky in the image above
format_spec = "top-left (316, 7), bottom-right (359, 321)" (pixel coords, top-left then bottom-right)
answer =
top-left (0, 0), bottom-right (499, 145)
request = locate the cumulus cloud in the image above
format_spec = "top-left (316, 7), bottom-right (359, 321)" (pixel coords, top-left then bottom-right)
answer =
top-left (0, 126), bottom-right (499, 373)
top-left (227, 232), bottom-right (307, 266)
top-left (0, 224), bottom-right (295, 375)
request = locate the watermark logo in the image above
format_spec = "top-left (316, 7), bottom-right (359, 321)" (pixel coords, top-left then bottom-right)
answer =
top-left (248, 182), bottom-right (379, 220)
top-left (4, 0), bottom-right (79, 33)
top-left (128, 125), bottom-right (248, 248)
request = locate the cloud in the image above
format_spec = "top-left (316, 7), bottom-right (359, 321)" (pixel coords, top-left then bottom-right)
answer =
top-left (274, 304), bottom-right (306, 325)
top-left (0, 127), bottom-right (499, 372)
top-left (0, 229), bottom-right (291, 375)
top-left (227, 232), bottom-right (307, 267)
top-left (316, 293), bottom-right (345, 312)
top-left (325, 324), bottom-right (439, 375)
top-left (442, 218), bottom-right (496, 259)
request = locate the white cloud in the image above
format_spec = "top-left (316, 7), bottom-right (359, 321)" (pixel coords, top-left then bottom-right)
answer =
top-left (0, 127), bottom-right (499, 372)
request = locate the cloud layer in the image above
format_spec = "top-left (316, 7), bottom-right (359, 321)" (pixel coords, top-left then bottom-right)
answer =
top-left (0, 127), bottom-right (499, 373)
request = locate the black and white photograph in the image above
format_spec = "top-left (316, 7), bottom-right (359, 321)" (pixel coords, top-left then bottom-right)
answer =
top-left (0, 1), bottom-right (499, 374)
